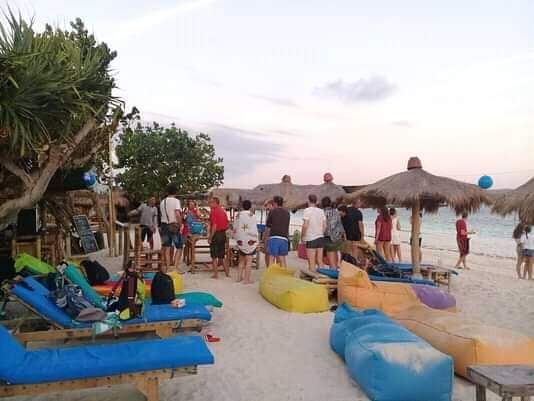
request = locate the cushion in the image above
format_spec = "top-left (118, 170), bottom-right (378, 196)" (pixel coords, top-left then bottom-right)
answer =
top-left (1, 332), bottom-right (214, 384)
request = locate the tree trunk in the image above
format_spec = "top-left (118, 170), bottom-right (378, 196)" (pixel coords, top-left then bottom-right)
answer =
top-left (411, 202), bottom-right (422, 276)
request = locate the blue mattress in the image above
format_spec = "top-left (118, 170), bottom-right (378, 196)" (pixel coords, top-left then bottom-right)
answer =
top-left (11, 277), bottom-right (211, 329)
top-left (0, 326), bottom-right (214, 385)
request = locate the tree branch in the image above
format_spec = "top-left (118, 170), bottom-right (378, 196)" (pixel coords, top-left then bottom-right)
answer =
top-left (0, 118), bottom-right (98, 222)
top-left (0, 154), bottom-right (34, 187)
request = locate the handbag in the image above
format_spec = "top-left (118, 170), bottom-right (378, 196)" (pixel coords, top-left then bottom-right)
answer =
top-left (297, 243), bottom-right (307, 260)
top-left (164, 198), bottom-right (181, 234)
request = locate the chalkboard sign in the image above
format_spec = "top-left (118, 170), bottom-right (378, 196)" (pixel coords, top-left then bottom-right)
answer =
top-left (72, 215), bottom-right (99, 253)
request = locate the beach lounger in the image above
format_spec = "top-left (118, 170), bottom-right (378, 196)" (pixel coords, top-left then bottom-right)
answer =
top-left (371, 250), bottom-right (458, 288)
top-left (2, 276), bottom-right (211, 344)
top-left (0, 325), bottom-right (214, 401)
top-left (300, 268), bottom-right (437, 287)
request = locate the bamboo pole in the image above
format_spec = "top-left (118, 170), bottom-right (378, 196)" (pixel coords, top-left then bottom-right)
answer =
top-left (411, 201), bottom-right (421, 276)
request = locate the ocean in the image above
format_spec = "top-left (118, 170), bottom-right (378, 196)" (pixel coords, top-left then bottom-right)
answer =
top-left (256, 206), bottom-right (520, 260)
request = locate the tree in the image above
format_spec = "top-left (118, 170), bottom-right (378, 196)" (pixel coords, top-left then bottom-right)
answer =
top-left (116, 122), bottom-right (224, 201)
top-left (0, 12), bottom-right (121, 225)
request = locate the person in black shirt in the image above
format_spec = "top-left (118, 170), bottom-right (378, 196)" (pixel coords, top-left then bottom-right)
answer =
top-left (264, 196), bottom-right (290, 267)
top-left (338, 199), bottom-right (365, 259)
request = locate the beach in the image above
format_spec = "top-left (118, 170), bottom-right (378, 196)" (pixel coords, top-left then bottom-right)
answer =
top-left (10, 241), bottom-right (534, 401)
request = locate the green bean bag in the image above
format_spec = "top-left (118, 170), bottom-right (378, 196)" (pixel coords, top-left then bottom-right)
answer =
top-left (64, 264), bottom-right (105, 309)
top-left (14, 254), bottom-right (55, 275)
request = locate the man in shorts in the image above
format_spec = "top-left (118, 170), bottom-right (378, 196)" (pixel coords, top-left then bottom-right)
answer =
top-left (129, 196), bottom-right (158, 249)
top-left (302, 194), bottom-right (326, 272)
top-left (264, 196), bottom-right (290, 267)
top-left (160, 184), bottom-right (183, 270)
top-left (338, 199), bottom-right (365, 259)
top-left (208, 197), bottom-right (229, 278)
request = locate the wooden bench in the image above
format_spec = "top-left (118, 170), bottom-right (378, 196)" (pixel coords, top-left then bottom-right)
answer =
top-left (467, 365), bottom-right (534, 401)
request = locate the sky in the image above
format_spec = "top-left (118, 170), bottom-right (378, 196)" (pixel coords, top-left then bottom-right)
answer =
top-left (5, 0), bottom-right (534, 189)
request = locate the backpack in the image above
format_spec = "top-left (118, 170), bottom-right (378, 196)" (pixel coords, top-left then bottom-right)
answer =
top-left (107, 271), bottom-right (144, 319)
top-left (80, 260), bottom-right (110, 285)
top-left (151, 271), bottom-right (175, 305)
top-left (50, 284), bottom-right (94, 319)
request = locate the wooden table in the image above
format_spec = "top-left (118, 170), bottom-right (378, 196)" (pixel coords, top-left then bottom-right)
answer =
top-left (421, 265), bottom-right (455, 291)
top-left (467, 365), bottom-right (534, 401)
top-left (185, 235), bottom-right (232, 273)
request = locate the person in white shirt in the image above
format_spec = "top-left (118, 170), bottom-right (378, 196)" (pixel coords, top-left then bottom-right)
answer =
top-left (301, 194), bottom-right (326, 272)
top-left (159, 184), bottom-right (183, 270)
top-left (233, 200), bottom-right (258, 284)
top-left (520, 226), bottom-right (534, 280)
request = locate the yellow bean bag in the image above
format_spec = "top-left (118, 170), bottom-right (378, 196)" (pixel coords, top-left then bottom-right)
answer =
top-left (260, 265), bottom-right (329, 313)
top-left (393, 305), bottom-right (534, 377)
top-left (338, 262), bottom-right (423, 315)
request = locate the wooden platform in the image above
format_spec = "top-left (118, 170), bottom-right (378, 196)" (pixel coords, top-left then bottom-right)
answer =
top-left (0, 367), bottom-right (196, 401)
top-left (467, 365), bottom-right (534, 401)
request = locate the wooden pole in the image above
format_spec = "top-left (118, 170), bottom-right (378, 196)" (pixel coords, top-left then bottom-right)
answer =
top-left (411, 202), bottom-right (421, 276)
top-left (108, 131), bottom-right (116, 257)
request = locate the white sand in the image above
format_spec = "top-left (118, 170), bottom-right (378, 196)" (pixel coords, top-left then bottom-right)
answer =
top-left (10, 243), bottom-right (534, 401)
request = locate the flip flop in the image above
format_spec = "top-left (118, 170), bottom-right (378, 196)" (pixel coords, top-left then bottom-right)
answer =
top-left (204, 334), bottom-right (221, 343)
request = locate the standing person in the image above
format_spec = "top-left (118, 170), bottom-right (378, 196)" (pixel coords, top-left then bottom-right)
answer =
top-left (182, 200), bottom-right (202, 237)
top-left (389, 208), bottom-right (402, 262)
top-left (454, 212), bottom-right (475, 269)
top-left (302, 194), bottom-right (326, 272)
top-left (159, 185), bottom-right (183, 270)
top-left (513, 223), bottom-right (526, 279)
top-left (520, 226), bottom-right (534, 280)
top-left (338, 200), bottom-right (364, 259)
top-left (129, 196), bottom-right (158, 250)
top-left (322, 197), bottom-right (345, 269)
top-left (338, 199), bottom-right (365, 259)
top-left (234, 200), bottom-right (258, 284)
top-left (208, 197), bottom-right (229, 279)
top-left (263, 200), bottom-right (275, 266)
top-left (375, 207), bottom-right (392, 261)
top-left (265, 196), bottom-right (290, 267)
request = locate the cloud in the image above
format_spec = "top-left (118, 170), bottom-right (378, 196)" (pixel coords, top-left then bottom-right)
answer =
top-left (249, 94), bottom-right (298, 107)
top-left (391, 120), bottom-right (413, 128)
top-left (202, 124), bottom-right (285, 179)
top-left (314, 76), bottom-right (396, 103)
top-left (107, 0), bottom-right (216, 41)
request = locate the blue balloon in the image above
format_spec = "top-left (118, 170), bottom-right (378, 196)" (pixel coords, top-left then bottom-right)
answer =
top-left (83, 172), bottom-right (97, 187)
top-left (478, 175), bottom-right (493, 189)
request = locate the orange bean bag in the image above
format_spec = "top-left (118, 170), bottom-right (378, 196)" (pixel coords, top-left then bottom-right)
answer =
top-left (393, 305), bottom-right (534, 377)
top-left (337, 262), bottom-right (456, 315)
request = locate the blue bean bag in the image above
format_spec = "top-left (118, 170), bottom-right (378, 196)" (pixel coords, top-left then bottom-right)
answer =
top-left (0, 325), bottom-right (214, 385)
top-left (11, 277), bottom-right (211, 329)
top-left (330, 304), bottom-right (453, 401)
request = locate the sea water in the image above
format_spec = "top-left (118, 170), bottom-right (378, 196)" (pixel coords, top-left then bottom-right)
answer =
top-left (256, 207), bottom-right (519, 260)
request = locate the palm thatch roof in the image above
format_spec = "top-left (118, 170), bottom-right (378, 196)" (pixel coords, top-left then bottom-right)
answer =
top-left (346, 158), bottom-right (489, 214)
top-left (491, 177), bottom-right (534, 224)
top-left (211, 176), bottom-right (346, 209)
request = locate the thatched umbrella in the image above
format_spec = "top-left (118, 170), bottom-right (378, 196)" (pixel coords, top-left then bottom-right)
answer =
top-left (346, 157), bottom-right (489, 274)
top-left (492, 177), bottom-right (534, 225)
top-left (211, 174), bottom-right (346, 209)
